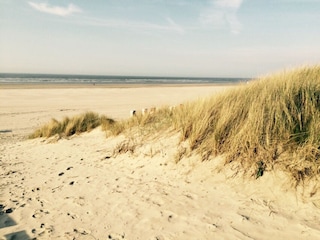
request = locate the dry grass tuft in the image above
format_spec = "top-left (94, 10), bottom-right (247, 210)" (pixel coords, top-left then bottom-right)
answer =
top-left (112, 140), bottom-right (137, 157)
top-left (29, 112), bottom-right (113, 138)
top-left (102, 107), bottom-right (175, 137)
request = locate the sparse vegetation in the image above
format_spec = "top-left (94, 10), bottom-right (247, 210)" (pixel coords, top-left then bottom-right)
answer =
top-left (29, 112), bottom-right (113, 138)
top-left (112, 139), bottom-right (138, 157)
top-left (30, 66), bottom-right (320, 182)
top-left (102, 107), bottom-right (175, 137)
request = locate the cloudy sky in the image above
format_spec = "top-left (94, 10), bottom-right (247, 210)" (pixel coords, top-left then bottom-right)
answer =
top-left (0, 0), bottom-right (319, 77)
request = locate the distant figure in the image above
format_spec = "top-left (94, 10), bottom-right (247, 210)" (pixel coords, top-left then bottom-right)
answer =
top-left (130, 110), bottom-right (136, 117)
top-left (142, 108), bottom-right (148, 115)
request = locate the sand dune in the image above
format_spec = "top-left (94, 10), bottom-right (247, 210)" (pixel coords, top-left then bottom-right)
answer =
top-left (1, 85), bottom-right (320, 239)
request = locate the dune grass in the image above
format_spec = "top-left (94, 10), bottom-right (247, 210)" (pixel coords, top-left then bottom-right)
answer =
top-left (173, 66), bottom-right (320, 181)
top-left (102, 65), bottom-right (320, 181)
top-left (29, 112), bottom-right (114, 138)
top-left (102, 107), bottom-right (175, 137)
top-left (30, 66), bottom-right (320, 182)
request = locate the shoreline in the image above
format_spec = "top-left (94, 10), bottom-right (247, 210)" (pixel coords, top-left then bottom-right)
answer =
top-left (0, 85), bottom-right (236, 142)
top-left (0, 82), bottom-right (239, 89)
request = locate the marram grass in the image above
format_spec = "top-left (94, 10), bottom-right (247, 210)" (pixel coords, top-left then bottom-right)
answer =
top-left (30, 66), bottom-right (320, 182)
top-left (102, 107), bottom-right (175, 137)
top-left (174, 66), bottom-right (320, 181)
top-left (102, 65), bottom-right (320, 181)
top-left (29, 112), bottom-right (114, 138)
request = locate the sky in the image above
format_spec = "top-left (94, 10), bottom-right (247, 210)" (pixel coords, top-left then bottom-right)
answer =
top-left (0, 0), bottom-right (320, 77)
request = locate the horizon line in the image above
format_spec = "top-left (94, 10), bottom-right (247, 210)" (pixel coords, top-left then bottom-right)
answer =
top-left (0, 72), bottom-right (251, 80)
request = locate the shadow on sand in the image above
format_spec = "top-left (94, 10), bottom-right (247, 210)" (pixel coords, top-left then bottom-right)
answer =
top-left (0, 204), bottom-right (31, 240)
top-left (0, 130), bottom-right (12, 133)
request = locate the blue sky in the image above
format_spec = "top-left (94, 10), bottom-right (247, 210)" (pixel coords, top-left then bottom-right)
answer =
top-left (0, 0), bottom-right (319, 77)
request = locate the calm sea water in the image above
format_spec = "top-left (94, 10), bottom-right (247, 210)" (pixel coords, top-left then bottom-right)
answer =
top-left (0, 73), bottom-right (248, 85)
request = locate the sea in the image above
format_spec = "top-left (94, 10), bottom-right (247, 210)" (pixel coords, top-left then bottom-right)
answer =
top-left (0, 73), bottom-right (248, 85)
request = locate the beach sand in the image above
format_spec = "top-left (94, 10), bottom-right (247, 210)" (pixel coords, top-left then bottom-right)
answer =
top-left (1, 85), bottom-right (320, 239)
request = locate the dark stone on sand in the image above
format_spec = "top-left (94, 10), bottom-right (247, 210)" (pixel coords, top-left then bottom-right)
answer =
top-left (66, 167), bottom-right (73, 170)
top-left (69, 181), bottom-right (74, 185)
top-left (58, 172), bottom-right (64, 176)
top-left (32, 229), bottom-right (36, 233)
top-left (40, 223), bottom-right (45, 228)
top-left (5, 208), bottom-right (13, 214)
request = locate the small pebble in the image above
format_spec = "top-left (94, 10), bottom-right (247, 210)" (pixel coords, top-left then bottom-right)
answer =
top-left (58, 172), bottom-right (64, 176)
top-left (69, 181), bottom-right (74, 185)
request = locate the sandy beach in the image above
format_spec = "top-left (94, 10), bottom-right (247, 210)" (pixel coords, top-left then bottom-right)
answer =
top-left (1, 84), bottom-right (320, 240)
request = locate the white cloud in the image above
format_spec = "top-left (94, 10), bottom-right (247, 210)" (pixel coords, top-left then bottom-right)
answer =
top-left (215, 0), bottom-right (243, 9)
top-left (78, 16), bottom-right (185, 34)
top-left (200, 0), bottom-right (243, 34)
top-left (28, 2), bottom-right (82, 17)
top-left (166, 17), bottom-right (185, 34)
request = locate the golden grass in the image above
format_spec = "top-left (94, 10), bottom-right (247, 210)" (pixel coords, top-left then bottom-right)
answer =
top-left (102, 107), bottom-right (175, 137)
top-left (29, 112), bottom-right (114, 138)
top-left (30, 65), bottom-right (320, 182)
top-left (102, 65), bottom-right (320, 181)
top-left (174, 66), bottom-right (320, 181)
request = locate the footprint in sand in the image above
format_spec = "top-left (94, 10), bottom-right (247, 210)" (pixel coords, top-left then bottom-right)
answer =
top-left (67, 212), bottom-right (79, 219)
top-left (64, 228), bottom-right (96, 240)
top-left (73, 196), bottom-right (86, 207)
top-left (107, 232), bottom-right (127, 240)
top-left (31, 224), bottom-right (55, 239)
top-left (32, 209), bottom-right (50, 218)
